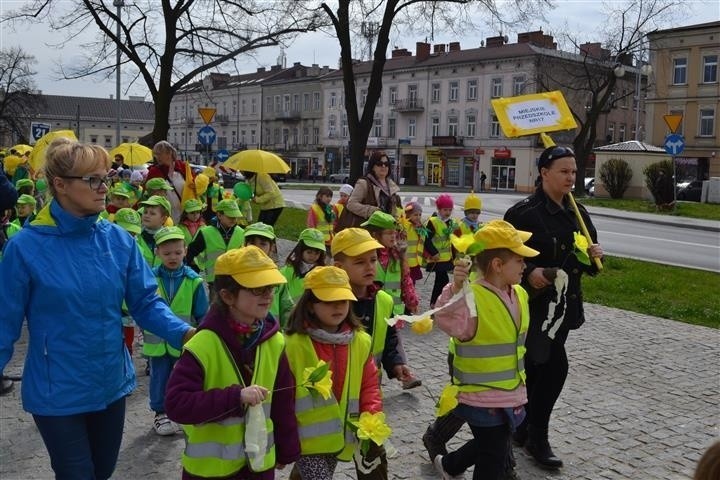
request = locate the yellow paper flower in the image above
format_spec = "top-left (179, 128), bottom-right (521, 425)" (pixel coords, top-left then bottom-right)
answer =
top-left (436, 385), bottom-right (459, 417)
top-left (410, 316), bottom-right (433, 334)
top-left (353, 412), bottom-right (392, 446)
top-left (450, 233), bottom-right (476, 254)
top-left (301, 360), bottom-right (333, 400)
top-left (573, 231), bottom-right (588, 251)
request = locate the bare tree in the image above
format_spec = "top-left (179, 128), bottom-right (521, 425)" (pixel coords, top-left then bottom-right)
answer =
top-left (0, 47), bottom-right (43, 145)
top-left (2, 0), bottom-right (323, 145)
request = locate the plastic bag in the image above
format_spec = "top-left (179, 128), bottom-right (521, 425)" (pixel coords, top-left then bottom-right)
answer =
top-left (244, 403), bottom-right (268, 471)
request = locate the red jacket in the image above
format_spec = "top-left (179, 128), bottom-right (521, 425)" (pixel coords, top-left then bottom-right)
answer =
top-left (146, 160), bottom-right (189, 182)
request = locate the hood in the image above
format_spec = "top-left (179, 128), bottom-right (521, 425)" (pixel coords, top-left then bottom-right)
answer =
top-left (29, 199), bottom-right (105, 237)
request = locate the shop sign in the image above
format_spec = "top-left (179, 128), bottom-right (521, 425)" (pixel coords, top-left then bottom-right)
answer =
top-left (493, 147), bottom-right (512, 159)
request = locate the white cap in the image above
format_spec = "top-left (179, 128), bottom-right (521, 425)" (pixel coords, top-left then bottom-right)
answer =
top-left (339, 184), bottom-right (354, 196)
top-left (130, 171), bottom-right (144, 182)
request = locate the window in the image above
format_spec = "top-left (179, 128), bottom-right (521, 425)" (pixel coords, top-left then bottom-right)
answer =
top-left (618, 124), bottom-right (626, 142)
top-left (328, 115), bottom-right (336, 136)
top-left (330, 92), bottom-right (337, 108)
top-left (408, 85), bottom-right (418, 100)
top-left (431, 83), bottom-right (441, 103)
top-left (467, 80), bottom-right (477, 100)
top-left (313, 92), bottom-right (321, 110)
top-left (448, 116), bottom-right (458, 136)
top-left (673, 58), bottom-right (687, 85)
top-left (630, 125), bottom-right (636, 141)
top-left (303, 93), bottom-right (310, 110)
top-left (104, 135), bottom-right (112, 145)
top-left (265, 130), bottom-right (271, 145)
top-left (513, 76), bottom-right (526, 96)
top-left (342, 117), bottom-right (348, 138)
top-left (431, 118), bottom-right (440, 136)
top-left (265, 96), bottom-right (272, 113)
top-left (408, 118), bottom-right (416, 138)
top-left (303, 127), bottom-right (309, 145)
top-left (466, 115), bottom-right (476, 137)
top-left (90, 135), bottom-right (98, 143)
top-left (490, 114), bottom-right (500, 137)
top-left (388, 118), bottom-right (396, 138)
top-left (282, 128), bottom-right (289, 146)
top-left (389, 86), bottom-right (397, 105)
top-left (699, 108), bottom-right (715, 136)
top-left (449, 81), bottom-right (459, 102)
top-left (373, 117), bottom-right (382, 137)
top-left (274, 95), bottom-right (281, 113)
top-left (251, 130), bottom-right (256, 144)
top-left (313, 127), bottom-right (320, 145)
top-left (293, 94), bottom-right (300, 112)
top-left (607, 122), bottom-right (615, 143)
top-left (292, 127), bottom-right (299, 145)
top-left (284, 94), bottom-right (291, 112)
top-left (251, 98), bottom-right (257, 114)
top-left (491, 78), bottom-right (503, 98)
top-left (703, 55), bottom-right (718, 83)
top-left (361, 89), bottom-right (367, 107)
top-left (621, 88), bottom-right (629, 108)
top-left (241, 99), bottom-right (246, 115)
top-left (274, 128), bottom-right (280, 144)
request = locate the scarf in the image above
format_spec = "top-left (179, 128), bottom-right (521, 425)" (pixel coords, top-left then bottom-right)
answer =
top-left (462, 217), bottom-right (480, 232)
top-left (307, 327), bottom-right (354, 345)
top-left (229, 318), bottom-right (265, 348)
top-left (182, 218), bottom-right (205, 238)
top-left (317, 200), bottom-right (335, 224)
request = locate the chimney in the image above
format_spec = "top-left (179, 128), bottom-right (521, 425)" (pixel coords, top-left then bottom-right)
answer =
top-left (433, 44), bottom-right (446, 54)
top-left (416, 42), bottom-right (431, 61)
top-left (485, 36), bottom-right (505, 48)
top-left (579, 42), bottom-right (603, 58)
top-left (109, 94), bottom-right (113, 99)
top-left (392, 48), bottom-right (412, 58)
top-left (448, 42), bottom-right (461, 52)
top-left (257, 67), bottom-right (266, 73)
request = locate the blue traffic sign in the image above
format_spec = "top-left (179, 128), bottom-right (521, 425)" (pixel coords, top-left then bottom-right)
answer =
top-left (664, 134), bottom-right (685, 156)
top-left (198, 126), bottom-right (216, 146)
top-left (216, 149), bottom-right (229, 162)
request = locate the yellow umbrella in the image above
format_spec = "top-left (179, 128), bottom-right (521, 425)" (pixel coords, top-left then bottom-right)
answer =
top-left (29, 130), bottom-right (78, 171)
top-left (11, 144), bottom-right (33, 155)
top-left (224, 149), bottom-right (290, 174)
top-left (109, 143), bottom-right (153, 167)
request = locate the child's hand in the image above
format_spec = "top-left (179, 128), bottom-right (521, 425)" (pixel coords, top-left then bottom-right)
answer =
top-left (392, 364), bottom-right (412, 382)
top-left (240, 385), bottom-right (268, 406)
top-left (451, 262), bottom-right (471, 294)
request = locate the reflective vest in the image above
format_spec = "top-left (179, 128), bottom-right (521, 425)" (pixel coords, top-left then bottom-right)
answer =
top-left (207, 184), bottom-right (223, 213)
top-left (335, 202), bottom-right (345, 219)
top-left (375, 258), bottom-right (404, 316)
top-left (280, 266), bottom-right (306, 304)
top-left (0, 222), bottom-right (22, 261)
top-left (370, 291), bottom-right (394, 367)
top-left (458, 219), bottom-right (479, 235)
top-left (199, 225), bottom-right (245, 282)
top-left (177, 224), bottom-right (194, 244)
top-left (427, 217), bottom-right (454, 262)
top-left (136, 235), bottom-right (162, 268)
top-left (284, 331), bottom-right (372, 461)
top-left (311, 203), bottom-right (334, 245)
top-left (143, 275), bottom-right (203, 357)
top-left (404, 225), bottom-right (424, 268)
top-left (451, 284), bottom-right (529, 392)
top-left (182, 329), bottom-right (284, 476)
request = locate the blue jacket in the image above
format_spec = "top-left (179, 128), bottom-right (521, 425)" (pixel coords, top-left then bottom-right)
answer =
top-left (0, 200), bottom-right (193, 416)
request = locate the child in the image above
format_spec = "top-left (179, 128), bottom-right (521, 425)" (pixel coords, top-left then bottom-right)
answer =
top-left (335, 184), bottom-right (353, 219)
top-left (15, 178), bottom-right (35, 197)
top-left (270, 228), bottom-right (327, 327)
top-left (401, 202), bottom-right (431, 284)
top-left (457, 192), bottom-right (483, 235)
top-left (425, 193), bottom-right (458, 308)
top-left (178, 198), bottom-right (206, 244)
top-left (137, 195), bottom-right (172, 267)
top-left (430, 219), bottom-right (539, 480)
top-left (144, 177), bottom-right (174, 199)
top-left (12, 194), bottom-right (36, 228)
top-left (101, 186), bottom-right (132, 222)
top-left (244, 222), bottom-right (277, 258)
top-left (113, 207), bottom-right (143, 354)
top-left (146, 226), bottom-right (209, 436)
top-left (284, 266), bottom-right (382, 479)
top-left (202, 167), bottom-right (224, 225)
top-left (129, 170), bottom-right (145, 206)
top-left (307, 186), bottom-right (336, 252)
top-left (165, 246), bottom-right (300, 478)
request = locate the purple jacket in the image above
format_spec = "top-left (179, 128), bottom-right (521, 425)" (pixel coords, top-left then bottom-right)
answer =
top-left (165, 307), bottom-right (300, 479)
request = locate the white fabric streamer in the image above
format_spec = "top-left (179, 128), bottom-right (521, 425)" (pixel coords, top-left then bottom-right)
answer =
top-left (540, 269), bottom-right (569, 339)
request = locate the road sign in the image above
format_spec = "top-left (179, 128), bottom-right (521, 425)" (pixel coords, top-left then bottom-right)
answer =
top-left (198, 107), bottom-right (216, 125)
top-left (663, 114), bottom-right (683, 133)
top-left (29, 122), bottom-right (51, 144)
top-left (198, 126), bottom-right (216, 146)
top-left (664, 134), bottom-right (685, 156)
top-left (216, 149), bottom-right (229, 162)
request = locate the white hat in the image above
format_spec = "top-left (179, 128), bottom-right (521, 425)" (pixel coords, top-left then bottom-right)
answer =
top-left (339, 184), bottom-right (354, 196)
top-left (130, 171), bottom-right (144, 182)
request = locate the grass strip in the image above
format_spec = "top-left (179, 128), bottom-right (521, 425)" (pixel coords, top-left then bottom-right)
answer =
top-left (579, 197), bottom-right (720, 221)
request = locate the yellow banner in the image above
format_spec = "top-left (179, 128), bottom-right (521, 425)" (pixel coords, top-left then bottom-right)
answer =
top-left (491, 91), bottom-right (577, 138)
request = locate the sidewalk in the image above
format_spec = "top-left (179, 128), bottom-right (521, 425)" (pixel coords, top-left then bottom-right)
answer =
top-left (1, 239), bottom-right (718, 479)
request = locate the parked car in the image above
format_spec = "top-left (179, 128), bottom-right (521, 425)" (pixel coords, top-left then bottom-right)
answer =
top-left (677, 180), bottom-right (703, 202)
top-left (571, 177), bottom-right (595, 196)
top-left (329, 169), bottom-right (350, 183)
top-left (270, 173), bottom-right (286, 183)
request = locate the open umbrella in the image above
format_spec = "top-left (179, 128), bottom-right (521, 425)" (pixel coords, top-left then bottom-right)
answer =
top-left (29, 130), bottom-right (77, 171)
top-left (10, 144), bottom-right (33, 155)
top-left (109, 143), bottom-right (153, 167)
top-left (224, 149), bottom-right (290, 174)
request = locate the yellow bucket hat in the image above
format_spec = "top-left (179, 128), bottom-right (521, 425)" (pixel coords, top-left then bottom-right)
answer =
top-left (304, 266), bottom-right (357, 302)
top-left (215, 246), bottom-right (287, 288)
top-left (474, 220), bottom-right (539, 257)
top-left (464, 192), bottom-right (482, 212)
top-left (331, 227), bottom-right (383, 257)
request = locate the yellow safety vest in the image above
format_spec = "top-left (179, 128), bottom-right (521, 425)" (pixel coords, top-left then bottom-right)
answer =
top-left (199, 225), bottom-right (245, 282)
top-left (284, 331), bottom-right (372, 461)
top-left (181, 329), bottom-right (284, 476)
top-left (311, 203), bottom-right (334, 245)
top-left (370, 291), bottom-right (394, 367)
top-left (427, 216), bottom-right (454, 262)
top-left (376, 258), bottom-right (404, 316)
top-left (404, 225), bottom-right (424, 268)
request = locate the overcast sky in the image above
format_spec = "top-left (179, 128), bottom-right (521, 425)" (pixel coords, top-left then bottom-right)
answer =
top-left (1, 0), bottom-right (717, 100)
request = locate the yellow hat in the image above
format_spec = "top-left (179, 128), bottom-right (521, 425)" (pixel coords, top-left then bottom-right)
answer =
top-left (215, 246), bottom-right (287, 288)
top-left (304, 266), bottom-right (357, 302)
top-left (331, 227), bottom-right (384, 257)
top-left (464, 192), bottom-right (482, 212)
top-left (202, 167), bottom-right (217, 180)
top-left (474, 220), bottom-right (539, 257)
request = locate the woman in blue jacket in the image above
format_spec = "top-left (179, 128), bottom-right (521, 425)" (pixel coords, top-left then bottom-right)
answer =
top-left (0, 138), bottom-right (196, 480)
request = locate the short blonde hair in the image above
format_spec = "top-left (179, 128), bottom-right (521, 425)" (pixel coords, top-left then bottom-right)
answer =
top-left (43, 138), bottom-right (111, 196)
top-left (152, 140), bottom-right (177, 160)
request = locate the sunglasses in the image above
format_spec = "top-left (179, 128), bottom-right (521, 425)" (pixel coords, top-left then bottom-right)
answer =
top-left (239, 285), bottom-right (277, 296)
top-left (375, 161), bottom-right (390, 167)
top-left (538, 146), bottom-right (575, 169)
top-left (60, 175), bottom-right (110, 191)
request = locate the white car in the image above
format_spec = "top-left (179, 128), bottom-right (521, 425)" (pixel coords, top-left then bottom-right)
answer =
top-left (329, 169), bottom-right (350, 183)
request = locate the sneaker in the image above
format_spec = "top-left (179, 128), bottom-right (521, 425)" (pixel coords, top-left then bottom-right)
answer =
top-left (153, 413), bottom-right (177, 436)
top-left (422, 428), bottom-right (447, 460)
top-left (433, 455), bottom-right (463, 479)
top-left (402, 375), bottom-right (422, 390)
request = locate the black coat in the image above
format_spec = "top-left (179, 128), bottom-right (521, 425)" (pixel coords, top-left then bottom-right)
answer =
top-left (504, 187), bottom-right (600, 363)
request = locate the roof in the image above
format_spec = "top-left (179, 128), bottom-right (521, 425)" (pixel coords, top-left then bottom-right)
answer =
top-left (37, 95), bottom-right (154, 122)
top-left (648, 21), bottom-right (720, 37)
top-left (594, 140), bottom-right (666, 153)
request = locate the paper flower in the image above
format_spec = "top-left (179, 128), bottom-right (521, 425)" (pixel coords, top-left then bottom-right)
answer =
top-left (573, 231), bottom-right (591, 266)
top-left (410, 316), bottom-right (433, 334)
top-left (301, 360), bottom-right (333, 400)
top-left (450, 233), bottom-right (475, 254)
top-left (352, 412), bottom-right (392, 447)
top-left (435, 385), bottom-right (459, 417)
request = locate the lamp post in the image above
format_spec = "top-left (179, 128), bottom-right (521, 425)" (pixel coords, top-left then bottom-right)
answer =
top-left (361, 22), bottom-right (379, 61)
top-left (113, 0), bottom-right (125, 147)
top-left (634, 59), bottom-right (652, 141)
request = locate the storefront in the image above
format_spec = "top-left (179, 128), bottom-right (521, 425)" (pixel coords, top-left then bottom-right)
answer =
top-left (426, 146), bottom-right (476, 188)
top-left (490, 147), bottom-right (516, 191)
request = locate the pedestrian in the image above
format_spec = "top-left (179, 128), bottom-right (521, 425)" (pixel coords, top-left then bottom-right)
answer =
top-left (0, 137), bottom-right (195, 479)
top-left (457, 192), bottom-right (483, 235)
top-left (101, 185), bottom-right (133, 222)
top-left (244, 222), bottom-right (278, 258)
top-left (335, 183), bottom-right (353, 219)
top-left (284, 266), bottom-right (382, 480)
top-left (504, 145), bottom-right (603, 470)
top-left (146, 141), bottom-right (191, 224)
top-left (400, 201), bottom-right (431, 284)
top-left (202, 167), bottom-right (223, 225)
top-left (425, 193), bottom-right (458, 308)
top-left (165, 246), bottom-right (300, 479)
top-left (307, 186), bottom-right (336, 252)
top-left (146, 227), bottom-right (209, 436)
top-left (480, 171), bottom-right (487, 192)
top-left (430, 219), bottom-right (539, 480)
top-left (11, 194), bottom-right (37, 228)
top-left (137, 195), bottom-right (173, 268)
top-left (244, 171), bottom-right (285, 226)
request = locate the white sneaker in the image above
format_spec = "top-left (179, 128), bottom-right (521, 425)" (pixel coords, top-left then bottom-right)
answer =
top-left (433, 455), bottom-right (464, 479)
top-left (153, 413), bottom-right (177, 436)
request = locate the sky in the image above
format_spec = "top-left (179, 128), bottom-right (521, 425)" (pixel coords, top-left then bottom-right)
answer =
top-left (1, 0), bottom-right (718, 100)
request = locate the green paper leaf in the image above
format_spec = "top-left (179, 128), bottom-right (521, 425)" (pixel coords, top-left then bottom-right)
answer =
top-left (306, 362), bottom-right (329, 384)
top-left (575, 249), bottom-right (591, 266)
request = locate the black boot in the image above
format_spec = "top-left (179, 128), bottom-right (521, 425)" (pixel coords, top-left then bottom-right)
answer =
top-left (422, 413), bottom-right (464, 460)
top-left (512, 420), bottom-right (527, 447)
top-left (525, 425), bottom-right (563, 469)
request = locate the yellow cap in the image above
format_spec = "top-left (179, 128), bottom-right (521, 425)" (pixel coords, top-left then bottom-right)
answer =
top-left (474, 220), bottom-right (539, 257)
top-left (464, 192), bottom-right (482, 211)
top-left (202, 167), bottom-right (217, 179)
top-left (331, 227), bottom-right (384, 257)
top-left (304, 266), bottom-right (357, 302)
top-left (215, 246), bottom-right (287, 288)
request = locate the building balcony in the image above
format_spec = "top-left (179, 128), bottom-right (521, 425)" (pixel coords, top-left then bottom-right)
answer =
top-left (216, 114), bottom-right (230, 125)
top-left (275, 110), bottom-right (302, 121)
top-left (391, 98), bottom-right (424, 113)
top-left (432, 135), bottom-right (464, 147)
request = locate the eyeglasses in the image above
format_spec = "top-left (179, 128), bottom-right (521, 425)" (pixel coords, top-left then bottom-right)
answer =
top-left (60, 175), bottom-right (110, 191)
top-left (239, 285), bottom-right (277, 296)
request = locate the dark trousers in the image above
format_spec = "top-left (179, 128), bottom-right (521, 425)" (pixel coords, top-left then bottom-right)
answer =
top-left (430, 270), bottom-right (449, 306)
top-left (33, 396), bottom-right (126, 480)
top-left (258, 207), bottom-right (283, 226)
top-left (525, 330), bottom-right (569, 431)
top-left (443, 423), bottom-right (510, 480)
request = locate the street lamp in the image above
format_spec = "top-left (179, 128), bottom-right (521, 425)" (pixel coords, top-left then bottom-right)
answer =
top-left (361, 22), bottom-right (379, 61)
top-left (113, 0), bottom-right (125, 147)
top-left (634, 60), bottom-right (652, 141)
